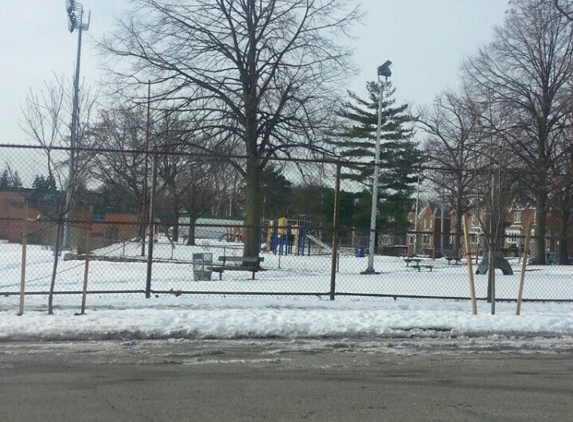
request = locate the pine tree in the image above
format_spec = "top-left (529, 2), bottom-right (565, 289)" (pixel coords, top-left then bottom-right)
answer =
top-left (333, 81), bottom-right (421, 233)
top-left (0, 169), bottom-right (11, 189)
top-left (11, 171), bottom-right (23, 189)
top-left (32, 175), bottom-right (46, 190)
top-left (45, 174), bottom-right (57, 191)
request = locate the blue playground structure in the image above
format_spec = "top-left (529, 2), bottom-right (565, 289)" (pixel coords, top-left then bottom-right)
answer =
top-left (260, 217), bottom-right (312, 256)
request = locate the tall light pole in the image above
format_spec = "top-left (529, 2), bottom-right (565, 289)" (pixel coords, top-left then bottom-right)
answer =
top-left (362, 60), bottom-right (392, 274)
top-left (414, 172), bottom-right (420, 255)
top-left (63, 0), bottom-right (90, 250)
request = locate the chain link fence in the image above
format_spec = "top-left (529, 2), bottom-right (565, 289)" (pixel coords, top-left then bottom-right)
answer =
top-left (1, 144), bottom-right (572, 303)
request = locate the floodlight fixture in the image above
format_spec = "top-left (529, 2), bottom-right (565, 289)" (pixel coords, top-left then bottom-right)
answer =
top-left (66, 0), bottom-right (90, 33)
top-left (378, 60), bottom-right (392, 78)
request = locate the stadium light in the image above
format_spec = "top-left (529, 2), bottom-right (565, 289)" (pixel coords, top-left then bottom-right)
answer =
top-left (63, 0), bottom-right (90, 250)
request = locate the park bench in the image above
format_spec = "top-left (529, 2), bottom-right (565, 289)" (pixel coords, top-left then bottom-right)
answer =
top-left (446, 257), bottom-right (461, 265)
top-left (212, 256), bottom-right (265, 280)
top-left (411, 264), bottom-right (434, 272)
top-left (403, 258), bottom-right (421, 267)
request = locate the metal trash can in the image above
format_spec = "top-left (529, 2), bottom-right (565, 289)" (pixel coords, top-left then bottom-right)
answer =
top-left (356, 247), bottom-right (365, 258)
top-left (192, 253), bottom-right (213, 281)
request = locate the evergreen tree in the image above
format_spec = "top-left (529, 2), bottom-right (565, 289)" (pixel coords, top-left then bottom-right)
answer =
top-left (32, 175), bottom-right (46, 190)
top-left (32, 174), bottom-right (56, 191)
top-left (11, 171), bottom-right (23, 189)
top-left (333, 81), bottom-right (421, 233)
top-left (0, 169), bottom-right (11, 189)
top-left (45, 174), bottom-right (57, 191)
top-left (260, 166), bottom-right (293, 219)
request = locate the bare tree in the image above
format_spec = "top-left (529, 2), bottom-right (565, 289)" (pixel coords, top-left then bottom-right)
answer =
top-left (100, 0), bottom-right (359, 257)
top-left (20, 74), bottom-right (97, 314)
top-left (417, 90), bottom-right (480, 256)
top-left (553, 0), bottom-right (573, 21)
top-left (89, 104), bottom-right (151, 242)
top-left (463, 0), bottom-right (573, 264)
top-left (546, 114), bottom-right (573, 264)
top-left (21, 75), bottom-right (97, 196)
top-left (155, 112), bottom-right (217, 244)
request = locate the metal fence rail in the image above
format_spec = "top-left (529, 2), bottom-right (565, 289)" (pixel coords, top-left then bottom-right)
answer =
top-left (0, 144), bottom-right (572, 304)
top-left (1, 222), bottom-right (571, 303)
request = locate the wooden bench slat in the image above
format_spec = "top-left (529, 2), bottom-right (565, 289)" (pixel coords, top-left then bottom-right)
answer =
top-left (212, 256), bottom-right (264, 280)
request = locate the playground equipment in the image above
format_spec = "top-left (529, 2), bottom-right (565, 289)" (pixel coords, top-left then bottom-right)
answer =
top-left (260, 217), bottom-right (313, 256)
top-left (475, 253), bottom-right (514, 275)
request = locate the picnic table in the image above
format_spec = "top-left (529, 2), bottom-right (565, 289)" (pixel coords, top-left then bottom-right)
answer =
top-left (404, 257), bottom-right (434, 272)
top-left (403, 258), bottom-right (422, 267)
top-left (446, 257), bottom-right (462, 265)
top-left (412, 263), bottom-right (434, 272)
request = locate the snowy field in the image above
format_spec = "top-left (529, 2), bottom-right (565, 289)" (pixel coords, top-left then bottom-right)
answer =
top-left (1, 240), bottom-right (572, 301)
top-left (1, 241), bottom-right (572, 343)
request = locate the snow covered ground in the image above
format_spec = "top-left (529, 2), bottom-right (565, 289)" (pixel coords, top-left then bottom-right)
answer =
top-left (2, 240), bottom-right (573, 300)
top-left (0, 241), bottom-right (572, 344)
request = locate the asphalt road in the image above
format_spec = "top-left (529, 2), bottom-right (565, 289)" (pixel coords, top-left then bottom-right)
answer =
top-left (1, 340), bottom-right (572, 422)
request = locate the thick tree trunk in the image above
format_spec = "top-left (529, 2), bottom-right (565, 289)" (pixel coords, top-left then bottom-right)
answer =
top-left (243, 157), bottom-right (261, 258)
top-left (558, 211), bottom-right (569, 265)
top-left (184, 188), bottom-right (197, 246)
top-left (171, 196), bottom-right (179, 243)
top-left (186, 217), bottom-right (196, 246)
top-left (187, 221), bottom-right (196, 245)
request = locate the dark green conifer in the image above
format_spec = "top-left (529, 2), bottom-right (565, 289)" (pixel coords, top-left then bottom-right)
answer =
top-left (333, 81), bottom-right (421, 232)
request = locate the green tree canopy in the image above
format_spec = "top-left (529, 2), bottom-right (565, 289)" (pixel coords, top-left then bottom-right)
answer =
top-left (333, 81), bottom-right (421, 233)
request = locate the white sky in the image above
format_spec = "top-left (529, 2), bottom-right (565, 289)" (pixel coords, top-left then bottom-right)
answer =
top-left (0, 0), bottom-right (509, 145)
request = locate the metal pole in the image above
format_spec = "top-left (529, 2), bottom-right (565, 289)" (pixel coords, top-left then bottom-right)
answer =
top-left (141, 80), bottom-right (151, 256)
top-left (414, 173), bottom-right (420, 255)
top-left (63, 12), bottom-right (84, 250)
top-left (330, 163), bottom-right (341, 300)
top-left (363, 76), bottom-right (385, 274)
top-left (490, 173), bottom-right (496, 315)
top-left (441, 192), bottom-right (445, 256)
top-left (145, 153), bottom-right (157, 299)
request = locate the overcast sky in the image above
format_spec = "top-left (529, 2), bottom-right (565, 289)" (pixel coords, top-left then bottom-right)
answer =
top-left (0, 0), bottom-right (509, 146)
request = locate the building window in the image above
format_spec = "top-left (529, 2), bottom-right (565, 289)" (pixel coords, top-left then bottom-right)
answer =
top-left (382, 235), bottom-right (391, 246)
top-left (514, 211), bottom-right (521, 223)
top-left (422, 234), bottom-right (431, 245)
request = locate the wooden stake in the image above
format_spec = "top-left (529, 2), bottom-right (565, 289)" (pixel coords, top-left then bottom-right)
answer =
top-left (462, 214), bottom-right (477, 315)
top-left (516, 220), bottom-right (532, 315)
top-left (80, 206), bottom-right (93, 315)
top-left (18, 201), bottom-right (29, 316)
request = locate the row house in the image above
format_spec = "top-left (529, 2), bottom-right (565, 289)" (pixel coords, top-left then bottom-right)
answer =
top-left (409, 200), bottom-right (573, 260)
top-left (407, 201), bottom-right (451, 257)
